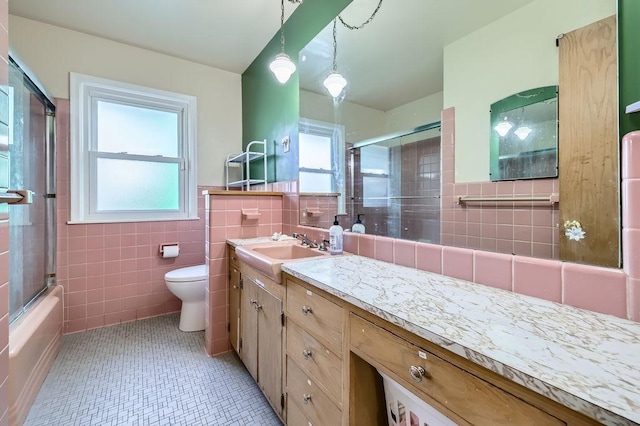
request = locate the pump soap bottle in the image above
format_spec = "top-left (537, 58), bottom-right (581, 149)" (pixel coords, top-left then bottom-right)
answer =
top-left (329, 215), bottom-right (343, 255)
top-left (352, 214), bottom-right (365, 234)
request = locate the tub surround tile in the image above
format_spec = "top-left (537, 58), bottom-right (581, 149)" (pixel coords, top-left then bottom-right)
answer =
top-left (282, 256), bottom-right (640, 425)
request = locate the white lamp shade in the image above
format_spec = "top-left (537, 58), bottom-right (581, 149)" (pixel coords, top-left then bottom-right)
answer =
top-left (494, 121), bottom-right (513, 137)
top-left (514, 126), bottom-right (532, 140)
top-left (323, 72), bottom-right (347, 98)
top-left (269, 53), bottom-right (296, 84)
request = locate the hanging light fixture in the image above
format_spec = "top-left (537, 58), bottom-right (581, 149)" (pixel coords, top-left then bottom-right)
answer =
top-left (323, 19), bottom-right (347, 98)
top-left (514, 126), bottom-right (532, 140)
top-left (494, 119), bottom-right (513, 137)
top-left (269, 0), bottom-right (296, 84)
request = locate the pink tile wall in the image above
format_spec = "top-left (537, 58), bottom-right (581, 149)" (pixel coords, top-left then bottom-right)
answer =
top-left (55, 100), bottom-right (209, 334)
top-left (205, 192), bottom-right (283, 356)
top-left (299, 194), bottom-right (338, 230)
top-left (440, 108), bottom-right (559, 258)
top-left (0, 1), bottom-right (9, 423)
top-left (280, 122), bottom-right (640, 322)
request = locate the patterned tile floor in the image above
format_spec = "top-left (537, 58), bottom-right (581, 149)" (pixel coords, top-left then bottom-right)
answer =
top-left (25, 314), bottom-right (282, 426)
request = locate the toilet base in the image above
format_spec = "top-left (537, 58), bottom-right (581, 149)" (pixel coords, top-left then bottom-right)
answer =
top-left (178, 301), bottom-right (206, 332)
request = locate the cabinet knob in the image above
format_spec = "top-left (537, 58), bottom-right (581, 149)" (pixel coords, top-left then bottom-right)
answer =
top-left (254, 303), bottom-right (262, 311)
top-left (302, 349), bottom-right (312, 359)
top-left (409, 365), bottom-right (427, 382)
top-left (302, 394), bottom-right (312, 405)
top-left (301, 305), bottom-right (313, 315)
top-left (232, 285), bottom-right (238, 290)
top-left (250, 299), bottom-right (257, 306)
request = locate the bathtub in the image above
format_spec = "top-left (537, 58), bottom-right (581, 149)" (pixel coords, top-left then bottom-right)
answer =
top-left (8, 285), bottom-right (63, 426)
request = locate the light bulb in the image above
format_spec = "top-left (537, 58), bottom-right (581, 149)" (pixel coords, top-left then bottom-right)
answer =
top-left (269, 53), bottom-right (296, 84)
top-left (494, 121), bottom-right (513, 137)
top-left (514, 126), bottom-right (532, 140)
top-left (323, 72), bottom-right (347, 98)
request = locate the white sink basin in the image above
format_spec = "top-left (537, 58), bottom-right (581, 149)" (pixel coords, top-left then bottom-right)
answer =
top-left (235, 240), bottom-right (329, 283)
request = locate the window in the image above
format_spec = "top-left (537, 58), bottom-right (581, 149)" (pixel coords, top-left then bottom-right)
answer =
top-left (298, 118), bottom-right (345, 213)
top-left (70, 73), bottom-right (197, 223)
top-left (360, 144), bottom-right (389, 208)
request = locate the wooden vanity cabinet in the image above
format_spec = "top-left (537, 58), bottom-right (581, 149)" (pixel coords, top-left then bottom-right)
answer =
top-left (282, 273), bottom-right (600, 426)
top-left (284, 276), bottom-right (346, 425)
top-left (238, 262), bottom-right (285, 421)
top-left (228, 245), bottom-right (241, 355)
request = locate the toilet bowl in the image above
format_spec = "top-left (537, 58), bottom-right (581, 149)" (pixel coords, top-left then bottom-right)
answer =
top-left (165, 264), bottom-right (207, 332)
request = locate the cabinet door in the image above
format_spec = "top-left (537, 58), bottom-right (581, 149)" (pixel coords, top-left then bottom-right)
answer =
top-left (558, 15), bottom-right (619, 267)
top-left (257, 287), bottom-right (283, 419)
top-left (240, 277), bottom-right (258, 381)
top-left (229, 265), bottom-right (241, 354)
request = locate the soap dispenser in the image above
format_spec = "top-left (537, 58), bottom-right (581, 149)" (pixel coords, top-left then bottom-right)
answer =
top-left (352, 214), bottom-right (365, 234)
top-left (329, 215), bottom-right (343, 255)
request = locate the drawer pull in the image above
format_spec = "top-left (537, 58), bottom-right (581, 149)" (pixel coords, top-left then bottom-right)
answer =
top-left (302, 349), bottom-right (312, 359)
top-left (302, 393), bottom-right (312, 405)
top-left (301, 305), bottom-right (313, 315)
top-left (254, 303), bottom-right (262, 311)
top-left (409, 365), bottom-right (427, 382)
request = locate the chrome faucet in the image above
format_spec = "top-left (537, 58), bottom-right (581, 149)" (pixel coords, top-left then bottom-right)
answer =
top-left (293, 233), bottom-right (318, 248)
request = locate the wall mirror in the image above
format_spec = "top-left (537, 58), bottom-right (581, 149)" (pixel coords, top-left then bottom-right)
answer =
top-left (490, 86), bottom-right (558, 181)
top-left (297, 0), bottom-right (619, 267)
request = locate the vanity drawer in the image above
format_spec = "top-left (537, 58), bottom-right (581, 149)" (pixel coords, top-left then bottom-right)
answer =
top-left (286, 281), bottom-right (343, 354)
top-left (287, 357), bottom-right (342, 426)
top-left (287, 395), bottom-right (313, 426)
top-left (349, 314), bottom-right (564, 426)
top-left (287, 321), bottom-right (343, 403)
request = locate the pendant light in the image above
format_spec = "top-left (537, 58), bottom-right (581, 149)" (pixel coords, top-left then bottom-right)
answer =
top-left (514, 126), bottom-right (532, 140)
top-left (323, 19), bottom-right (347, 98)
top-left (494, 119), bottom-right (513, 137)
top-left (269, 0), bottom-right (296, 84)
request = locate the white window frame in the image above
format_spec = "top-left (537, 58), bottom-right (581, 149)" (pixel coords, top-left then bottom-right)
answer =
top-left (299, 118), bottom-right (346, 214)
top-left (70, 73), bottom-right (197, 223)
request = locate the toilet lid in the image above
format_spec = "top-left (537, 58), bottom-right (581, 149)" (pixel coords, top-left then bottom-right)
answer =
top-left (165, 265), bottom-right (207, 282)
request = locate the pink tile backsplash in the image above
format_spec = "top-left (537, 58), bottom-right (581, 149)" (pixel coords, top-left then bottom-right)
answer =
top-left (374, 236), bottom-right (394, 263)
top-left (394, 240), bottom-right (416, 268)
top-left (562, 263), bottom-right (627, 317)
top-left (442, 246), bottom-right (473, 281)
top-left (474, 251), bottom-right (512, 291)
top-left (416, 242), bottom-right (442, 274)
top-left (513, 256), bottom-right (562, 303)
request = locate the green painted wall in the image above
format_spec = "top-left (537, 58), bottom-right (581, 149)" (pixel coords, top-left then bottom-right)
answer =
top-left (242, 0), bottom-right (351, 182)
top-left (620, 0), bottom-right (640, 137)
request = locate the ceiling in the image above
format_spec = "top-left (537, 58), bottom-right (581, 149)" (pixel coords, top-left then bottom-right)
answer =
top-left (9, 0), bottom-right (535, 111)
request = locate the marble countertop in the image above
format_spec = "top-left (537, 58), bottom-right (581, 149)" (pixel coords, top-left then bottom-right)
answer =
top-left (282, 255), bottom-right (640, 425)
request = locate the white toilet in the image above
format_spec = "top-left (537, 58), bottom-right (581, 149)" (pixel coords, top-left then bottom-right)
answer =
top-left (164, 264), bottom-right (207, 332)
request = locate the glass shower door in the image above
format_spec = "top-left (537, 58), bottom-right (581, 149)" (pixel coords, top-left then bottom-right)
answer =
top-left (8, 58), bottom-right (56, 323)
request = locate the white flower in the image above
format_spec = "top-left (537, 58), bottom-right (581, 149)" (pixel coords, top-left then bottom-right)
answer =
top-left (565, 226), bottom-right (586, 241)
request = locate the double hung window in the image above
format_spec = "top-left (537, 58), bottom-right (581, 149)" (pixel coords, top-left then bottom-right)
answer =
top-left (70, 73), bottom-right (197, 223)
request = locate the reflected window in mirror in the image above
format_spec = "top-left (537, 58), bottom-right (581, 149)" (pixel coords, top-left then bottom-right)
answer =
top-left (490, 86), bottom-right (558, 181)
top-left (299, 118), bottom-right (346, 213)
